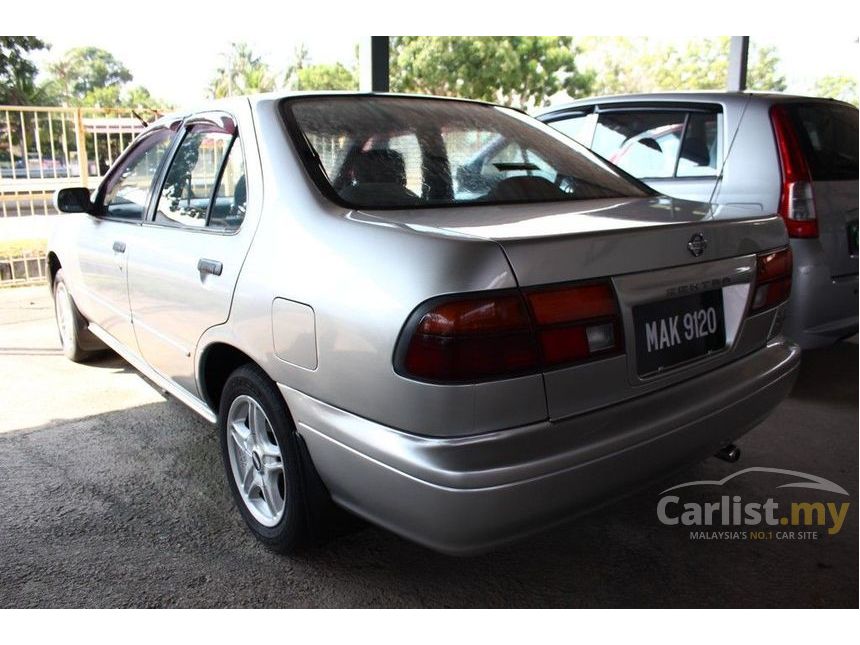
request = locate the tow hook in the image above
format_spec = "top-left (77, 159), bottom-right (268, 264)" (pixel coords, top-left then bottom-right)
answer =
top-left (715, 444), bottom-right (741, 463)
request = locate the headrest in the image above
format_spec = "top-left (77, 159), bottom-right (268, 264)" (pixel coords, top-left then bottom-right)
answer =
top-left (353, 150), bottom-right (407, 185)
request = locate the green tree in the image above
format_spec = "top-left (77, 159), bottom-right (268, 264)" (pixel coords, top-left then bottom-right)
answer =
top-left (747, 44), bottom-right (787, 92)
top-left (208, 43), bottom-right (276, 98)
top-left (813, 75), bottom-right (858, 106)
top-left (577, 37), bottom-right (647, 96)
top-left (47, 47), bottom-right (132, 104)
top-left (284, 43), bottom-right (357, 91)
top-left (123, 85), bottom-right (163, 109)
top-left (284, 42), bottom-right (310, 89)
top-left (645, 38), bottom-right (729, 91)
top-left (41, 47), bottom-right (166, 108)
top-left (295, 63), bottom-right (357, 90)
top-left (0, 37), bottom-right (50, 105)
top-left (584, 37), bottom-right (786, 94)
top-left (390, 36), bottom-right (594, 108)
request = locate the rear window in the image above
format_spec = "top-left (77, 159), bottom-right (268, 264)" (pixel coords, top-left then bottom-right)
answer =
top-left (282, 96), bottom-right (649, 210)
top-left (786, 102), bottom-right (858, 181)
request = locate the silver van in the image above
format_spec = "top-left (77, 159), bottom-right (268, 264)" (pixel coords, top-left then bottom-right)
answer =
top-left (537, 93), bottom-right (858, 349)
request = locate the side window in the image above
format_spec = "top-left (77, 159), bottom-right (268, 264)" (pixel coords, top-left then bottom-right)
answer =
top-left (592, 111), bottom-right (686, 178)
top-left (154, 126), bottom-right (233, 228)
top-left (101, 130), bottom-right (175, 220)
top-left (677, 112), bottom-right (720, 177)
top-left (547, 114), bottom-right (593, 145)
top-left (208, 137), bottom-right (246, 231)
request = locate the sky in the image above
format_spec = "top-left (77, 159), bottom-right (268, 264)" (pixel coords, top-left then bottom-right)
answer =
top-left (30, 35), bottom-right (858, 107)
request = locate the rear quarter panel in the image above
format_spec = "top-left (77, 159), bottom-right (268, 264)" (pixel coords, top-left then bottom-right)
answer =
top-left (197, 98), bottom-right (548, 437)
top-left (713, 98), bottom-right (781, 213)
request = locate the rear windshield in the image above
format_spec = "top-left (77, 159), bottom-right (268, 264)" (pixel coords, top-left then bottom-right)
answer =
top-left (786, 102), bottom-right (858, 181)
top-left (282, 96), bottom-right (650, 209)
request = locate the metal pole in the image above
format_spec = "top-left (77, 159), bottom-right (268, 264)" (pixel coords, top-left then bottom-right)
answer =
top-left (360, 36), bottom-right (390, 93)
top-left (727, 36), bottom-right (749, 91)
top-left (73, 107), bottom-right (89, 186)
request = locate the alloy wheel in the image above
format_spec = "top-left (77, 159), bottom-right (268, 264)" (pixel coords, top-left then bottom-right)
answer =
top-left (226, 394), bottom-right (287, 527)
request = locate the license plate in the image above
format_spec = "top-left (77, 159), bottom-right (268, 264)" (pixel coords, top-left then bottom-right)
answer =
top-left (634, 290), bottom-right (726, 376)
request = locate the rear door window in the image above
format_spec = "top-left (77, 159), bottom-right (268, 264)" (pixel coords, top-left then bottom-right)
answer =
top-left (208, 137), bottom-right (246, 231)
top-left (786, 102), bottom-right (858, 181)
top-left (154, 120), bottom-right (246, 231)
top-left (155, 126), bottom-right (231, 228)
top-left (592, 109), bottom-right (721, 179)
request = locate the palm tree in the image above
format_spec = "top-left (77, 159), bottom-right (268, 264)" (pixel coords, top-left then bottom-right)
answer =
top-left (208, 43), bottom-right (277, 98)
top-left (284, 42), bottom-right (310, 90)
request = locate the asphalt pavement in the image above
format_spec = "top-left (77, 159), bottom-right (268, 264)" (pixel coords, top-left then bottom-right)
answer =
top-left (0, 286), bottom-right (856, 608)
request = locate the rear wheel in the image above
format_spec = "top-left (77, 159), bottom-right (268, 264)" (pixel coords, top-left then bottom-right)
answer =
top-left (218, 364), bottom-right (308, 552)
top-left (53, 269), bottom-right (98, 363)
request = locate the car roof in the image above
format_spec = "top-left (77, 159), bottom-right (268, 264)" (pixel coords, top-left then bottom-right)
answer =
top-left (535, 91), bottom-right (856, 117)
top-left (146, 91), bottom-right (509, 133)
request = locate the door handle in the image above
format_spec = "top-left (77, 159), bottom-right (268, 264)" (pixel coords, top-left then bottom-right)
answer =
top-left (112, 241), bottom-right (126, 253)
top-left (197, 258), bottom-right (223, 276)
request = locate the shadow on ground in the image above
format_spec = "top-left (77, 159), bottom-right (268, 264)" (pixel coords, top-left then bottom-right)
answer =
top-left (0, 340), bottom-right (856, 608)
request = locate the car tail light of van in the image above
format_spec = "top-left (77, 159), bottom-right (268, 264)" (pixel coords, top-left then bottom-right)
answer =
top-left (770, 105), bottom-right (818, 238)
top-left (397, 281), bottom-right (622, 382)
top-left (751, 247), bottom-right (793, 313)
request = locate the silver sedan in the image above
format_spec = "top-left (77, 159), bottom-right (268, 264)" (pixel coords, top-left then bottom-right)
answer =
top-left (49, 93), bottom-right (800, 555)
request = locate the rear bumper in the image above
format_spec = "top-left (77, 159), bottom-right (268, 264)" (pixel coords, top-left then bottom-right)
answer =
top-left (280, 339), bottom-right (800, 555)
top-left (785, 239), bottom-right (858, 349)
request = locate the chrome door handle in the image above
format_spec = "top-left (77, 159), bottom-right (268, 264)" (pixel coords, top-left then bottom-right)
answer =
top-left (197, 258), bottom-right (223, 276)
top-left (112, 241), bottom-right (126, 253)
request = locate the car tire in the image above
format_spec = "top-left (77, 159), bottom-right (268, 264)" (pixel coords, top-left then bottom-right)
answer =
top-left (52, 268), bottom-right (101, 363)
top-left (218, 363), bottom-right (308, 553)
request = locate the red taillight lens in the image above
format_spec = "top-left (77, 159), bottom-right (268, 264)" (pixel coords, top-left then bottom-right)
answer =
top-left (751, 247), bottom-right (793, 313)
top-left (402, 294), bottom-right (539, 381)
top-left (527, 283), bottom-right (617, 325)
top-left (770, 105), bottom-right (818, 238)
top-left (525, 282), bottom-right (622, 367)
top-left (398, 281), bottom-right (622, 382)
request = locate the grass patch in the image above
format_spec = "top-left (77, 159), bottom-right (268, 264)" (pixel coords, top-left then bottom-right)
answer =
top-left (0, 238), bottom-right (47, 258)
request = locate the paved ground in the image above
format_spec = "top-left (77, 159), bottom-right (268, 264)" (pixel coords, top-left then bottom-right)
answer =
top-left (0, 286), bottom-right (856, 608)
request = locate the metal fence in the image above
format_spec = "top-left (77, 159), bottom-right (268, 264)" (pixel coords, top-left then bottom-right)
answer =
top-left (1, 105), bottom-right (161, 218)
top-left (0, 250), bottom-right (48, 286)
top-left (1, 105), bottom-right (161, 287)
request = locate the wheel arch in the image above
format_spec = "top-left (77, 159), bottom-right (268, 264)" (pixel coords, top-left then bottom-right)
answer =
top-left (198, 341), bottom-right (261, 412)
top-left (47, 251), bottom-right (61, 288)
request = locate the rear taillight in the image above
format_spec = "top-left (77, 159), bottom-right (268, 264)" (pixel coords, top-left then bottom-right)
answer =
top-left (397, 281), bottom-right (622, 382)
top-left (525, 282), bottom-right (622, 367)
top-left (770, 105), bottom-right (818, 238)
top-left (750, 247), bottom-right (793, 313)
top-left (401, 294), bottom-right (539, 381)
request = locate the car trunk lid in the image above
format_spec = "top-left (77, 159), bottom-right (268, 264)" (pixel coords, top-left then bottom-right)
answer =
top-left (365, 196), bottom-right (789, 420)
top-left (366, 196), bottom-right (785, 285)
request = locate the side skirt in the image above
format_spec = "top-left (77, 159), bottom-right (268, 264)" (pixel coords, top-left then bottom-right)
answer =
top-left (88, 322), bottom-right (217, 424)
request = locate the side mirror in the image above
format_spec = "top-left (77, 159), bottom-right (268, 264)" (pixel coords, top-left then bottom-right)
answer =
top-left (54, 187), bottom-right (93, 214)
